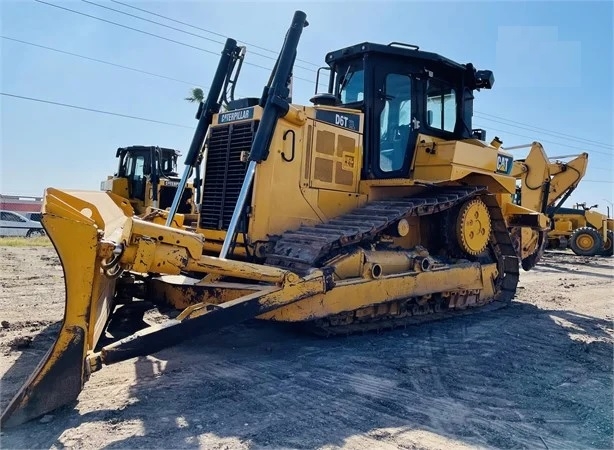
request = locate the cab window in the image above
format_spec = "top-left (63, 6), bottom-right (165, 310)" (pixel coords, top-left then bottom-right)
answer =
top-left (160, 153), bottom-right (177, 174)
top-left (379, 73), bottom-right (412, 172)
top-left (338, 63), bottom-right (364, 104)
top-left (134, 156), bottom-right (145, 178)
top-left (125, 154), bottom-right (145, 178)
top-left (120, 154), bottom-right (131, 177)
top-left (426, 78), bottom-right (457, 133)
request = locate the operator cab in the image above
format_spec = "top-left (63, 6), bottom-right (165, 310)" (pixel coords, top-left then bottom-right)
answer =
top-left (116, 145), bottom-right (180, 201)
top-left (312, 42), bottom-right (494, 180)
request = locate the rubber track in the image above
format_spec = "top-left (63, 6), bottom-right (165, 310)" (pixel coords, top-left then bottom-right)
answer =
top-left (264, 186), bottom-right (520, 335)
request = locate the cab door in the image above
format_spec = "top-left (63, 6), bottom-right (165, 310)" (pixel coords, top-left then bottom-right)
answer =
top-left (124, 153), bottom-right (146, 202)
top-left (368, 64), bottom-right (418, 179)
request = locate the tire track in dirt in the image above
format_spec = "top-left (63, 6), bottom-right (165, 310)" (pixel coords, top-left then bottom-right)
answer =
top-left (114, 309), bottom-right (603, 449)
top-left (1, 247), bottom-right (612, 450)
top-left (51, 300), bottom-right (614, 449)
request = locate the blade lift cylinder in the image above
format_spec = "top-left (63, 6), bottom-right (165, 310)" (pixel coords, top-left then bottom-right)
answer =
top-left (219, 10), bottom-right (309, 258)
top-left (165, 38), bottom-right (241, 227)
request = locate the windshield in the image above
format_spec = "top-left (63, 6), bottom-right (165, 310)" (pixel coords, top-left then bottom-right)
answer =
top-left (337, 61), bottom-right (364, 104)
top-left (118, 150), bottom-right (150, 178)
top-left (159, 151), bottom-right (178, 175)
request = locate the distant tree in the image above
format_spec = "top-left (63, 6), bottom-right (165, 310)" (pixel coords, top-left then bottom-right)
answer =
top-left (184, 87), bottom-right (204, 103)
top-left (184, 86), bottom-right (230, 112)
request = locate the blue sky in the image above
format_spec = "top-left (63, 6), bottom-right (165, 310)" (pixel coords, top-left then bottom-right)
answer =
top-left (1, 0), bottom-right (612, 212)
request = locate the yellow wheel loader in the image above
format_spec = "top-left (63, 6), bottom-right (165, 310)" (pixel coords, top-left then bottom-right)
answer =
top-left (100, 145), bottom-right (199, 223)
top-left (1, 11), bottom-right (553, 427)
top-left (509, 146), bottom-right (590, 267)
top-left (547, 203), bottom-right (614, 256)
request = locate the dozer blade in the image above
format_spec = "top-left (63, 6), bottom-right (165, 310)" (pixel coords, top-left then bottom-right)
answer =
top-left (1, 188), bottom-right (322, 428)
top-left (1, 188), bottom-right (133, 428)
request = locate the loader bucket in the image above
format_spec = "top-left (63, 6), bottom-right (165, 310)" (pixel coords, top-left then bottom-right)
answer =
top-left (1, 188), bottom-right (134, 428)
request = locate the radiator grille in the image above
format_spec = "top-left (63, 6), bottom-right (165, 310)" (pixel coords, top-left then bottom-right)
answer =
top-left (199, 121), bottom-right (258, 231)
top-left (159, 185), bottom-right (193, 213)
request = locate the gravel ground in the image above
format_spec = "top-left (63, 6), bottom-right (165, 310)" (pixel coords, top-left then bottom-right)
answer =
top-left (0, 246), bottom-right (612, 450)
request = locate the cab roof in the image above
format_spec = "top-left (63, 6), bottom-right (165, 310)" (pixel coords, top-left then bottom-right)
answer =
top-left (115, 145), bottom-right (180, 158)
top-left (324, 41), bottom-right (494, 90)
top-left (325, 42), bottom-right (469, 72)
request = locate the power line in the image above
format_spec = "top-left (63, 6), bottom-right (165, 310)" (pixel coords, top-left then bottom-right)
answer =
top-left (1, 36), bottom-right (202, 87)
top-left (109, 0), bottom-right (321, 68)
top-left (33, 0), bottom-right (316, 86)
top-left (80, 0), bottom-right (316, 74)
top-left (34, 0), bottom-right (220, 55)
top-left (1, 92), bottom-right (193, 129)
top-left (38, 0), bottom-right (610, 151)
top-left (10, 4), bottom-right (612, 157)
top-left (2, 93), bottom-right (613, 184)
top-left (475, 111), bottom-right (613, 149)
top-left (474, 124), bottom-right (613, 157)
top-left (475, 112), bottom-right (613, 150)
top-left (104, 0), bottom-right (613, 152)
top-left (476, 114), bottom-right (613, 152)
top-left (1, 41), bottom-right (608, 159)
top-left (1, 35), bottom-right (257, 101)
top-left (3, 38), bottom-right (610, 159)
top-left (10, 36), bottom-right (575, 148)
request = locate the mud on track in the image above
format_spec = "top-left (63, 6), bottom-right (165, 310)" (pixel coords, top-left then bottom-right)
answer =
top-left (1, 246), bottom-right (612, 449)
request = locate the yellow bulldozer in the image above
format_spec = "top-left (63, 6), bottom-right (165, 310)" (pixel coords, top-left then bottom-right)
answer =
top-left (547, 202), bottom-right (613, 256)
top-left (100, 145), bottom-right (199, 223)
top-left (2, 11), bottom-right (556, 427)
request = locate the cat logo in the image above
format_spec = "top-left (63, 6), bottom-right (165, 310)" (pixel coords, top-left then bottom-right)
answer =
top-left (496, 154), bottom-right (513, 174)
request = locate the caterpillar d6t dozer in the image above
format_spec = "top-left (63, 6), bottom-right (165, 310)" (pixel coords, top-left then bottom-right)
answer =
top-left (100, 145), bottom-right (199, 222)
top-left (1, 11), bottom-right (552, 427)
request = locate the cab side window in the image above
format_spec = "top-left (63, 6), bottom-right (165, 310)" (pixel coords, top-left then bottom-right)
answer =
top-left (379, 74), bottom-right (412, 172)
top-left (426, 78), bottom-right (456, 133)
top-left (340, 68), bottom-right (365, 104)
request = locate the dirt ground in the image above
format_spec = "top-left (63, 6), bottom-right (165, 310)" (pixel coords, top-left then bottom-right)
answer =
top-left (0, 245), bottom-right (612, 450)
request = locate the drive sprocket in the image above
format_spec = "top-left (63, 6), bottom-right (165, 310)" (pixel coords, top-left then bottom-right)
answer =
top-left (455, 198), bottom-right (491, 256)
